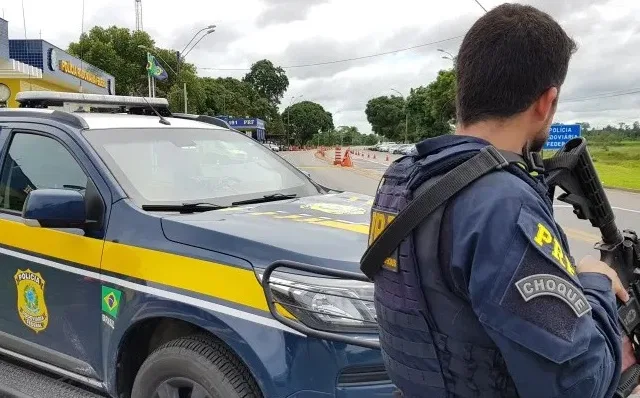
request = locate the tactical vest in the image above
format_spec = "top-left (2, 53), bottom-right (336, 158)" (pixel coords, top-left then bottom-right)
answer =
top-left (370, 136), bottom-right (554, 398)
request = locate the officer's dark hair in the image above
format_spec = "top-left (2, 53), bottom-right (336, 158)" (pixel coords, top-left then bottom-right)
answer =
top-left (455, 3), bottom-right (578, 126)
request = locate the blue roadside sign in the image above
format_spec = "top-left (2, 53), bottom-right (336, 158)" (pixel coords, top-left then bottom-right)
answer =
top-left (543, 124), bottom-right (581, 150)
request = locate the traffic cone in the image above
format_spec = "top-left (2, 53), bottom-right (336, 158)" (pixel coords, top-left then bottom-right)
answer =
top-left (341, 150), bottom-right (353, 167)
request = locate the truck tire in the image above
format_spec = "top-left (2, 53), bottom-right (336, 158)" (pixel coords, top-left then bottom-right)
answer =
top-left (131, 334), bottom-right (262, 398)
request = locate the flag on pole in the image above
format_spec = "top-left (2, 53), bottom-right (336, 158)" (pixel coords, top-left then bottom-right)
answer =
top-left (146, 52), bottom-right (168, 81)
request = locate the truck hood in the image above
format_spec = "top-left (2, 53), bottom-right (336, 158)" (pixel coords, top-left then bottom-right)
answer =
top-left (160, 192), bottom-right (374, 273)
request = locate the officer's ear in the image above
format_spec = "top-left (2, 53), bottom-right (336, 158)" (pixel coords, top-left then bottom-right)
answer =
top-left (532, 86), bottom-right (559, 123)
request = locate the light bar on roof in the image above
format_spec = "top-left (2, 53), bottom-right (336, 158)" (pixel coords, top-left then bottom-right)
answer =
top-left (15, 91), bottom-right (169, 108)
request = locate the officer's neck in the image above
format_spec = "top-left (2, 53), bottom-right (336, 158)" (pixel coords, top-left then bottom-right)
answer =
top-left (455, 119), bottom-right (529, 155)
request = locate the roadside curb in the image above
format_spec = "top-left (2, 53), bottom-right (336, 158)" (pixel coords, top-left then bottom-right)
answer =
top-left (602, 185), bottom-right (640, 194)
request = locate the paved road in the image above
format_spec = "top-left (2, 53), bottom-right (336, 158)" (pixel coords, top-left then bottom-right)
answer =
top-left (281, 148), bottom-right (640, 262)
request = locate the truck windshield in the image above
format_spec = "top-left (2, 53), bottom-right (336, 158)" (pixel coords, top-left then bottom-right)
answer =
top-left (82, 127), bottom-right (320, 206)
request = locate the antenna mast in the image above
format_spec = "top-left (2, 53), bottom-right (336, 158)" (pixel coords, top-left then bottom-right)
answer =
top-left (135, 0), bottom-right (143, 31)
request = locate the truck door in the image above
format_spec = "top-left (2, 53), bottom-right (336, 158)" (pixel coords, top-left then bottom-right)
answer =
top-left (0, 125), bottom-right (106, 383)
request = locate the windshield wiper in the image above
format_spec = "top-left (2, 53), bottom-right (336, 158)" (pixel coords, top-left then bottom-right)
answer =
top-left (141, 202), bottom-right (228, 213)
top-left (231, 193), bottom-right (297, 206)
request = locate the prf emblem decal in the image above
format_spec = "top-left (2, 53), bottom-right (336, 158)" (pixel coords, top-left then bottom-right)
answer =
top-left (516, 274), bottom-right (591, 317)
top-left (369, 209), bottom-right (399, 272)
top-left (14, 269), bottom-right (49, 333)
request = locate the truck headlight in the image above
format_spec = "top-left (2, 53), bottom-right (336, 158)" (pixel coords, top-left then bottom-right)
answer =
top-left (259, 270), bottom-right (378, 334)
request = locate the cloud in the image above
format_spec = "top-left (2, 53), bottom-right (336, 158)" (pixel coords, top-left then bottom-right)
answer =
top-left (3, 0), bottom-right (640, 134)
top-left (255, 0), bottom-right (329, 28)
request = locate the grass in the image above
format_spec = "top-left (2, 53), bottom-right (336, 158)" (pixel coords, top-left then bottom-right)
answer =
top-left (543, 140), bottom-right (640, 191)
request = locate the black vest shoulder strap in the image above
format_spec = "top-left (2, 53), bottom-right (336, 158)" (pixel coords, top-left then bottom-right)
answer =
top-left (360, 145), bottom-right (509, 280)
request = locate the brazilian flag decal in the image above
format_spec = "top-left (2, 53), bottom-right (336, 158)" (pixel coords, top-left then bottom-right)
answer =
top-left (102, 286), bottom-right (123, 319)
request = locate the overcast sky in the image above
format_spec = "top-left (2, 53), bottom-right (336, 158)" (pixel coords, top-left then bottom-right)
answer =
top-left (3, 0), bottom-right (640, 134)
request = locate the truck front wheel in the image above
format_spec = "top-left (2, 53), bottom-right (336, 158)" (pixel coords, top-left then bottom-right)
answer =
top-left (131, 334), bottom-right (262, 398)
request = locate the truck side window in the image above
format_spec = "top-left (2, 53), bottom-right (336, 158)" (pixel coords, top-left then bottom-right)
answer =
top-left (0, 132), bottom-right (88, 212)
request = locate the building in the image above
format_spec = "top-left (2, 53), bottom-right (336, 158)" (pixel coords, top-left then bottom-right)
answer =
top-left (216, 116), bottom-right (266, 142)
top-left (0, 18), bottom-right (115, 108)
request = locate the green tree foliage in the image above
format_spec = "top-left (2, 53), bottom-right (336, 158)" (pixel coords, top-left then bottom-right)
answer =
top-left (200, 77), bottom-right (270, 119)
top-left (67, 26), bottom-right (206, 113)
top-left (582, 122), bottom-right (640, 143)
top-left (311, 127), bottom-right (380, 146)
top-left (365, 95), bottom-right (406, 140)
top-left (242, 59), bottom-right (290, 106)
top-left (283, 101), bottom-right (334, 145)
top-left (68, 26), bottom-right (156, 96)
top-left (367, 68), bottom-right (456, 142)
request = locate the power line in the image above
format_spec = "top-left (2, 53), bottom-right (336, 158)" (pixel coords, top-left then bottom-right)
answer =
top-left (473, 0), bottom-right (488, 13)
top-left (198, 34), bottom-right (465, 71)
top-left (561, 88), bottom-right (640, 103)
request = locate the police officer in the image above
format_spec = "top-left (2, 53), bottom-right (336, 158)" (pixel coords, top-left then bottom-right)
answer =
top-left (363, 3), bottom-right (638, 397)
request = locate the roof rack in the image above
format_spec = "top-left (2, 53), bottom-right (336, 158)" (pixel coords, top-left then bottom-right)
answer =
top-left (15, 91), bottom-right (171, 116)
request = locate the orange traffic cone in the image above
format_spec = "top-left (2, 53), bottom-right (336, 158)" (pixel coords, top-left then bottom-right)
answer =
top-left (341, 150), bottom-right (353, 167)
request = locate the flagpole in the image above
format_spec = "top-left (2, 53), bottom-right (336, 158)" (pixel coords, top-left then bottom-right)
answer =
top-left (146, 52), bottom-right (151, 97)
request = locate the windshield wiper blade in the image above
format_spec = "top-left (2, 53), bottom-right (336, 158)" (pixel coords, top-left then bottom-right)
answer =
top-left (231, 193), bottom-right (297, 206)
top-left (142, 202), bottom-right (228, 213)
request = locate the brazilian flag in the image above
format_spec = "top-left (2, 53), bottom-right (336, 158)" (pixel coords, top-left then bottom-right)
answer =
top-left (146, 52), bottom-right (168, 81)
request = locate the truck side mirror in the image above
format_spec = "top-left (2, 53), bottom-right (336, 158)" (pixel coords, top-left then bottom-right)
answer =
top-left (22, 188), bottom-right (86, 229)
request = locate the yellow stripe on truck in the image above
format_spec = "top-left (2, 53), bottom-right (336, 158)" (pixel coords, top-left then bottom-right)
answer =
top-left (101, 241), bottom-right (270, 312)
top-left (0, 218), bottom-right (103, 267)
top-left (0, 218), bottom-right (296, 318)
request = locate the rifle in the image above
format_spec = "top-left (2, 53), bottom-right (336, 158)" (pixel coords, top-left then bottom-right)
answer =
top-left (544, 137), bottom-right (640, 398)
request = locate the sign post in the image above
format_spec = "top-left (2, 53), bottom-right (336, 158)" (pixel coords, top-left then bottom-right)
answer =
top-left (543, 124), bottom-right (582, 151)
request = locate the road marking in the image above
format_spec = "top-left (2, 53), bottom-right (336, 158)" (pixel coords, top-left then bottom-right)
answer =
top-left (554, 204), bottom-right (640, 214)
top-left (563, 227), bottom-right (601, 243)
top-left (353, 157), bottom-right (392, 166)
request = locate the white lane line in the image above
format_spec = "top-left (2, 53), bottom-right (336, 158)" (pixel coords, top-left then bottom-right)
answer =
top-left (554, 204), bottom-right (640, 214)
top-left (353, 157), bottom-right (392, 166)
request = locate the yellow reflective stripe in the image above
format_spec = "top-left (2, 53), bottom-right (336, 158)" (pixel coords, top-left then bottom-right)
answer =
top-left (101, 241), bottom-right (271, 312)
top-left (0, 218), bottom-right (102, 267)
top-left (0, 218), bottom-right (296, 318)
top-left (307, 219), bottom-right (369, 234)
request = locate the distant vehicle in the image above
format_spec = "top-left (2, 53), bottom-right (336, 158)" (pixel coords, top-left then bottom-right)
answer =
top-left (0, 91), bottom-right (396, 398)
top-left (378, 142), bottom-right (396, 152)
top-left (263, 142), bottom-right (280, 152)
top-left (392, 144), bottom-right (411, 154)
top-left (400, 144), bottom-right (417, 155)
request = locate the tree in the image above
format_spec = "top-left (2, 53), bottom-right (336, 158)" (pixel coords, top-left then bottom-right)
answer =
top-left (68, 26), bottom-right (155, 96)
top-left (423, 69), bottom-right (456, 127)
top-left (283, 101), bottom-right (334, 145)
top-left (365, 96), bottom-right (406, 140)
top-left (67, 26), bottom-right (205, 113)
top-left (243, 59), bottom-right (289, 107)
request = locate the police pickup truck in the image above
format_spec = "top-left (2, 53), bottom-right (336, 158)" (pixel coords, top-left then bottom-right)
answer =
top-left (0, 92), bottom-right (395, 398)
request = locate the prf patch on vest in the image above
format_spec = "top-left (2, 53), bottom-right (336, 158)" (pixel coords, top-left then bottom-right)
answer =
top-left (515, 274), bottom-right (591, 317)
top-left (517, 209), bottom-right (578, 283)
top-left (368, 208), bottom-right (399, 272)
